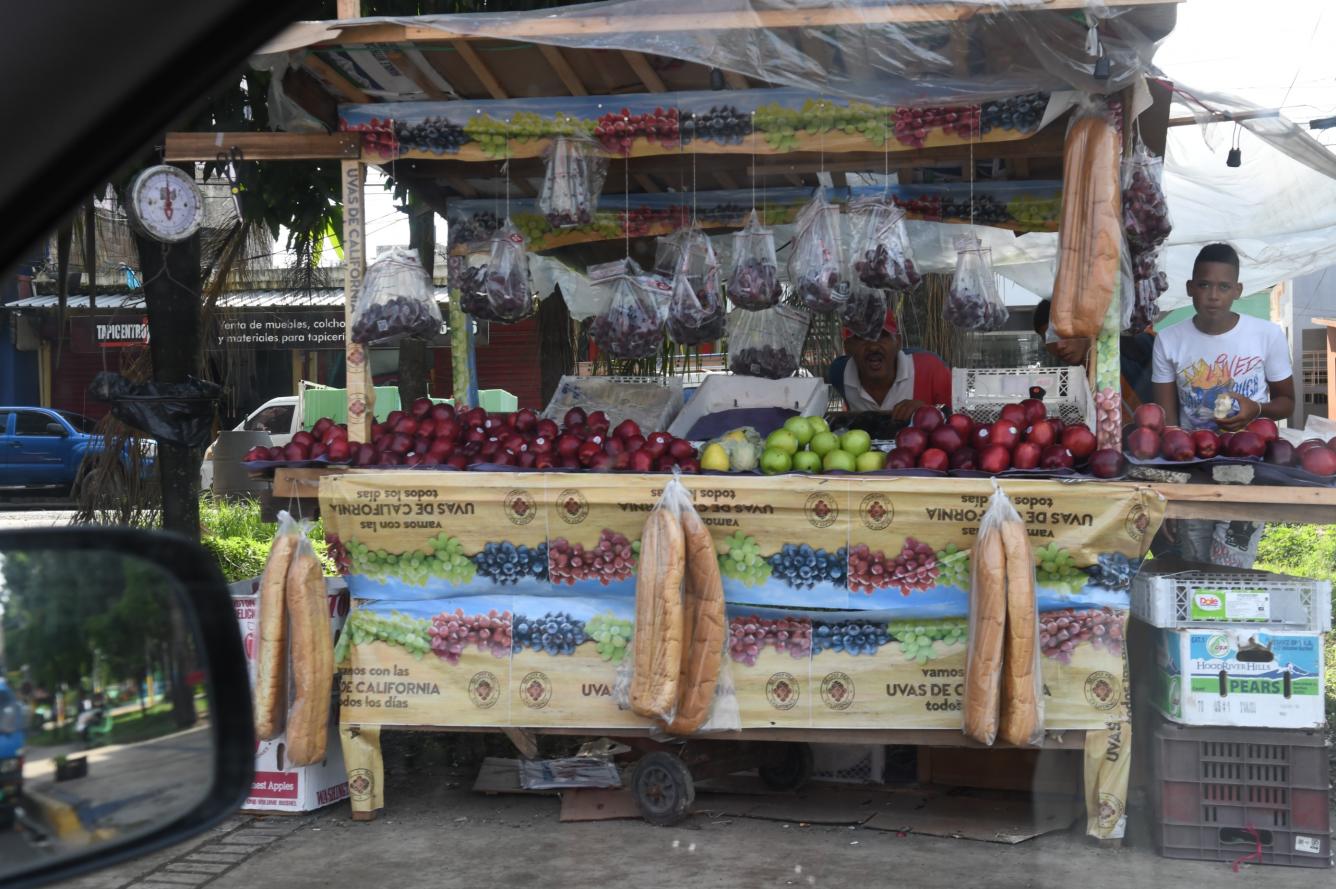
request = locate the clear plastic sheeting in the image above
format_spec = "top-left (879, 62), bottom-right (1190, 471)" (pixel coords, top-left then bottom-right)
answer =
top-left (309, 1), bottom-right (1172, 108)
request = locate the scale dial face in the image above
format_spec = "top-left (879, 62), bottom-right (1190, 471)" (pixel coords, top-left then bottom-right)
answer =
top-left (127, 165), bottom-right (203, 242)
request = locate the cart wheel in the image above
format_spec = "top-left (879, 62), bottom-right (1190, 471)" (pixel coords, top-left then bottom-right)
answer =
top-left (631, 751), bottom-right (695, 826)
top-left (758, 742), bottom-right (813, 792)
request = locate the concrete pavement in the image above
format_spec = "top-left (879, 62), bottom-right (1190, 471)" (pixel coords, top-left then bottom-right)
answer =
top-left (0, 508), bottom-right (75, 529)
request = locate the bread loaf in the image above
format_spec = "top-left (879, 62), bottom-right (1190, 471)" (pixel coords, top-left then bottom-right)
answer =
top-left (999, 520), bottom-right (1041, 747)
top-left (630, 507), bottom-right (685, 720)
top-left (665, 507), bottom-right (725, 735)
top-left (284, 546), bottom-right (333, 766)
top-left (254, 533), bottom-right (297, 740)
top-left (1051, 113), bottom-right (1122, 338)
top-left (964, 525), bottom-right (1006, 745)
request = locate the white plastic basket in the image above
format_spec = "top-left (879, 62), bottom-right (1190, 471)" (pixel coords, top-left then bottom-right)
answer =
top-left (809, 744), bottom-right (885, 785)
top-left (541, 375), bottom-right (684, 434)
top-left (951, 365), bottom-right (1095, 428)
top-left (1131, 565), bottom-right (1332, 632)
top-left (667, 374), bottom-right (829, 439)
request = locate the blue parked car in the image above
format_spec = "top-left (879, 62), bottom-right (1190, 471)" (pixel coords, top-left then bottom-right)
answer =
top-left (0, 680), bottom-right (23, 830)
top-left (0, 407), bottom-right (156, 495)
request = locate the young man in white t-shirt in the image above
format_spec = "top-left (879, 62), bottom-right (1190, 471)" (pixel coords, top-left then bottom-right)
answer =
top-left (1150, 243), bottom-right (1295, 566)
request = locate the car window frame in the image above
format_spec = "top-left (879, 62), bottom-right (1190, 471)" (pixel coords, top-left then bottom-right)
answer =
top-left (13, 410), bottom-right (65, 437)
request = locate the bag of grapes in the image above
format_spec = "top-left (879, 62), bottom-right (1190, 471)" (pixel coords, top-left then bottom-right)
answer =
top-left (840, 283), bottom-right (889, 341)
top-left (653, 226), bottom-right (689, 281)
top-left (350, 247), bottom-right (442, 346)
top-left (477, 219), bottom-right (534, 323)
top-left (456, 242), bottom-right (492, 320)
top-left (588, 264), bottom-right (664, 360)
top-left (539, 136), bottom-right (608, 228)
top-left (1121, 133), bottom-right (1172, 254)
top-left (666, 229), bottom-right (725, 346)
top-left (726, 304), bottom-right (810, 379)
top-left (787, 192), bottom-right (848, 314)
top-left (849, 198), bottom-right (920, 291)
top-left (944, 235), bottom-right (1007, 332)
top-left (727, 211), bottom-right (782, 310)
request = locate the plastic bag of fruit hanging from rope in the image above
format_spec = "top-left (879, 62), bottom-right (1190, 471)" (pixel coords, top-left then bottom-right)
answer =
top-left (666, 227), bottom-right (725, 346)
top-left (727, 304), bottom-right (810, 379)
top-left (727, 210), bottom-right (782, 310)
top-left (840, 283), bottom-right (889, 341)
top-left (1122, 132), bottom-right (1172, 255)
top-left (787, 191), bottom-right (848, 314)
top-left (539, 136), bottom-right (608, 228)
top-left (944, 235), bottom-right (1008, 332)
top-left (465, 218), bottom-right (534, 324)
top-left (350, 247), bottom-right (442, 346)
top-left (849, 198), bottom-right (920, 292)
top-left (588, 259), bottom-right (665, 359)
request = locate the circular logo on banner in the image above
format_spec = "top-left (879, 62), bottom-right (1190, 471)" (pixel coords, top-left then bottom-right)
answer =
top-left (766, 672), bottom-right (801, 710)
top-left (520, 671), bottom-right (552, 709)
top-left (557, 489), bottom-right (589, 525)
top-left (347, 344), bottom-right (366, 367)
top-left (347, 768), bottom-right (375, 802)
top-left (1083, 670), bottom-right (1121, 710)
top-left (1206, 634), bottom-right (1232, 658)
top-left (469, 671), bottom-right (500, 709)
top-left (1124, 502), bottom-right (1151, 542)
top-left (820, 672), bottom-right (855, 710)
top-left (859, 493), bottom-right (894, 530)
top-left (347, 397), bottom-right (367, 418)
top-left (805, 492), bottom-right (839, 529)
top-left (1096, 792), bottom-right (1126, 833)
top-left (504, 489), bottom-right (537, 526)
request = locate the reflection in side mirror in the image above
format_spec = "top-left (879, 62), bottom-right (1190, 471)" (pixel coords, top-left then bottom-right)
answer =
top-left (43, 424), bottom-right (66, 437)
top-left (0, 529), bottom-right (252, 888)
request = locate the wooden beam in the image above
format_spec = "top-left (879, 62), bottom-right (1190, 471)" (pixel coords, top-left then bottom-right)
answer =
top-left (336, 0), bottom-right (359, 18)
top-left (621, 51), bottom-right (667, 93)
top-left (538, 45), bottom-right (587, 96)
top-left (633, 173), bottom-right (661, 193)
top-left (441, 175), bottom-right (479, 197)
top-left (1155, 482), bottom-right (1336, 524)
top-left (385, 49), bottom-right (452, 100)
top-left (453, 39), bottom-right (509, 99)
top-left (165, 131), bottom-right (362, 162)
top-left (1167, 109), bottom-right (1280, 128)
top-left (304, 54), bottom-right (372, 104)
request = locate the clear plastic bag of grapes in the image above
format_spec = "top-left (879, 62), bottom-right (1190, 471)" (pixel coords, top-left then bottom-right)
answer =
top-left (539, 136), bottom-right (608, 228)
top-left (477, 219), bottom-right (534, 323)
top-left (350, 247), bottom-right (443, 346)
top-left (787, 192), bottom-right (848, 314)
top-left (840, 283), bottom-right (889, 341)
top-left (849, 198), bottom-right (920, 291)
top-left (727, 211), bottom-right (782, 310)
top-left (1121, 133), bottom-right (1172, 254)
top-left (588, 265), bottom-right (664, 359)
top-left (456, 243), bottom-right (492, 320)
top-left (944, 235), bottom-right (1008, 332)
top-left (666, 229), bottom-right (725, 346)
top-left (727, 304), bottom-right (811, 379)
top-left (653, 226), bottom-right (689, 281)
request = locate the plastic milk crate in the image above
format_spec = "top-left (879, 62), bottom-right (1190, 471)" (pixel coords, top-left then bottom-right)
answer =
top-left (1132, 563), bottom-right (1332, 632)
top-left (1151, 720), bottom-right (1332, 868)
top-left (951, 365), bottom-right (1094, 427)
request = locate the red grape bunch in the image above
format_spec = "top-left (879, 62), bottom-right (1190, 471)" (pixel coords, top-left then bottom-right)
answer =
top-left (727, 614), bottom-right (813, 666)
top-left (547, 530), bottom-right (638, 586)
top-left (428, 609), bottom-right (513, 665)
top-left (848, 538), bottom-right (939, 596)
top-left (1038, 607), bottom-right (1123, 664)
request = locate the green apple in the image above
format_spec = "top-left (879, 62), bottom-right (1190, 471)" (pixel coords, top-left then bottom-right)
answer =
top-left (791, 450), bottom-right (822, 473)
top-left (765, 429), bottom-right (800, 456)
top-left (783, 416), bottom-right (815, 445)
top-left (760, 447), bottom-right (793, 475)
top-left (807, 416), bottom-right (830, 434)
top-left (809, 431), bottom-right (840, 457)
top-left (840, 428), bottom-right (872, 457)
top-left (822, 449), bottom-right (857, 473)
top-left (855, 450), bottom-right (887, 472)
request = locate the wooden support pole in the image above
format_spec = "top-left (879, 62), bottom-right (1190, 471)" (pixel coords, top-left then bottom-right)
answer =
top-left (341, 160), bottom-right (373, 443)
top-left (453, 40), bottom-right (508, 99)
top-left (304, 54), bottom-right (372, 104)
top-left (538, 45), bottom-right (587, 96)
top-left (621, 51), bottom-right (667, 93)
top-left (165, 131), bottom-right (362, 162)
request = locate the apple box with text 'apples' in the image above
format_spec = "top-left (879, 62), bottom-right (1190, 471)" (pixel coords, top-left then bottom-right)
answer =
top-left (231, 577), bottom-right (351, 813)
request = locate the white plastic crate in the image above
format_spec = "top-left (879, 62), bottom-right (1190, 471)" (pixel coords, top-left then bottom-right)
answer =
top-left (951, 365), bottom-right (1094, 427)
top-left (541, 375), bottom-right (684, 435)
top-left (667, 374), bottom-right (829, 439)
top-left (1131, 564), bottom-right (1331, 632)
top-left (810, 744), bottom-right (885, 785)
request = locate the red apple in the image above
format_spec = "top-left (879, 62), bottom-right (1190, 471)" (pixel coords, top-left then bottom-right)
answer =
top-left (1161, 428), bottom-right (1195, 461)
top-left (410, 397), bottom-right (433, 419)
top-left (1296, 438), bottom-right (1326, 456)
top-left (587, 411), bottom-right (609, 428)
top-left (624, 434), bottom-right (646, 453)
top-left (648, 431), bottom-right (673, 447)
top-left (556, 455), bottom-right (579, 469)
top-left (988, 420), bottom-right (1021, 450)
top-left (917, 448), bottom-right (949, 472)
top-left (379, 451), bottom-right (403, 466)
top-left (1048, 417), bottom-right (1066, 436)
top-left (1265, 439), bottom-right (1295, 466)
top-left (1062, 424), bottom-right (1098, 460)
top-left (325, 439), bottom-right (352, 463)
top-left (896, 426), bottom-right (929, 456)
top-left (655, 455), bottom-right (676, 472)
top-left (373, 432), bottom-right (393, 453)
top-left (1300, 445), bottom-right (1336, 476)
top-left (534, 454), bottom-right (555, 470)
top-left (461, 442), bottom-right (481, 458)
top-left (886, 449), bottom-right (916, 469)
top-left (405, 453), bottom-right (425, 467)
top-left (394, 416), bottom-right (419, 437)
top-left (430, 403), bottom-right (455, 423)
top-left (1012, 441), bottom-right (1042, 470)
top-left (413, 435), bottom-right (431, 455)
top-left (611, 452), bottom-right (631, 470)
top-left (669, 438), bottom-right (696, 460)
top-left (1020, 398), bottom-right (1047, 425)
top-left (435, 419), bottom-right (461, 443)
top-left (971, 425), bottom-right (992, 451)
top-left (1040, 445), bottom-right (1075, 470)
top-left (1227, 430), bottom-right (1266, 459)
top-left (389, 433), bottom-right (412, 455)
top-left (929, 426), bottom-right (964, 453)
top-left (1133, 403), bottom-right (1165, 433)
top-left (912, 405), bottom-right (945, 432)
top-left (999, 403), bottom-right (1028, 427)
top-left (447, 454), bottom-right (471, 470)
top-left (503, 433), bottom-right (526, 453)
top-left (1127, 427), bottom-right (1160, 460)
top-left (1088, 448), bottom-right (1126, 479)
top-left (1245, 417), bottom-right (1278, 443)
top-left (587, 432), bottom-right (606, 448)
top-left (416, 419), bottom-right (436, 439)
top-left (945, 412), bottom-right (975, 441)
top-left (556, 434), bottom-right (582, 459)
top-left (483, 416), bottom-right (508, 434)
top-left (564, 407), bottom-right (587, 428)
top-left (309, 441), bottom-right (328, 460)
top-left (292, 430), bottom-right (316, 449)
top-left (480, 439), bottom-right (501, 459)
top-left (678, 457), bottom-right (701, 474)
top-left (354, 443), bottom-right (377, 466)
top-left (242, 446), bottom-right (267, 462)
top-left (514, 408), bottom-right (538, 433)
top-left (311, 417), bottom-right (334, 438)
top-left (1024, 420), bottom-right (1057, 449)
top-left (385, 410), bottom-right (406, 428)
top-left (1191, 429), bottom-right (1220, 459)
top-left (536, 418), bottom-right (560, 439)
top-left (630, 450), bottom-right (655, 473)
top-left (948, 446), bottom-right (978, 471)
top-left (604, 436), bottom-right (626, 457)
top-left (979, 444), bottom-right (1012, 474)
top-left (613, 419), bottom-right (642, 441)
top-left (642, 438), bottom-right (668, 460)
top-left (518, 451), bottom-right (538, 469)
top-left (1219, 431), bottom-right (1235, 452)
top-left (322, 425), bottom-right (348, 445)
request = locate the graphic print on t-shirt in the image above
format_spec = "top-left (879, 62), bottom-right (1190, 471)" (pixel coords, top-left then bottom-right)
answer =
top-left (1177, 353), bottom-right (1266, 429)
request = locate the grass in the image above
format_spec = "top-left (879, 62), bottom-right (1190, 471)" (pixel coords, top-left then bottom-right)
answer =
top-left (27, 697), bottom-right (210, 749)
top-left (199, 495), bottom-right (333, 582)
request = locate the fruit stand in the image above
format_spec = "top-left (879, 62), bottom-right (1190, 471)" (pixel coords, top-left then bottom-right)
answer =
top-left (176, 0), bottom-right (1336, 843)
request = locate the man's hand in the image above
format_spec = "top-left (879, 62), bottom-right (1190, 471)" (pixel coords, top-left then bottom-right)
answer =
top-left (1216, 393), bottom-right (1261, 431)
top-left (890, 399), bottom-right (925, 421)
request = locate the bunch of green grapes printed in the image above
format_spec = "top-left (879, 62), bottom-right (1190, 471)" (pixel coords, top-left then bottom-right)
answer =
top-left (585, 612), bottom-right (634, 664)
top-left (717, 531), bottom-right (772, 587)
top-left (889, 618), bottom-right (968, 664)
top-left (334, 609), bottom-right (432, 665)
top-left (1034, 543), bottom-right (1088, 595)
top-left (934, 544), bottom-right (970, 588)
top-left (346, 534), bottom-right (476, 587)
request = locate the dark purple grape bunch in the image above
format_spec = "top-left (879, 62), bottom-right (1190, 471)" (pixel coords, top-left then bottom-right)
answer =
top-left (729, 344), bottom-right (799, 379)
top-left (590, 290), bottom-right (663, 359)
top-left (727, 258), bottom-right (781, 310)
top-left (1123, 167), bottom-right (1172, 252)
top-left (841, 286), bottom-right (888, 340)
top-left (394, 117), bottom-right (471, 155)
top-left (796, 268), bottom-right (848, 314)
top-left (351, 295), bottom-right (440, 344)
top-left (854, 244), bottom-right (920, 291)
top-left (681, 106), bottom-right (752, 147)
top-left (452, 211), bottom-right (502, 246)
top-left (944, 283), bottom-right (1007, 332)
top-left (979, 93), bottom-right (1046, 135)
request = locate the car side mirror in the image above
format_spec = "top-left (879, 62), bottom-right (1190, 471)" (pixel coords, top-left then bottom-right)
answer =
top-left (44, 423), bottom-right (67, 436)
top-left (0, 528), bottom-right (252, 889)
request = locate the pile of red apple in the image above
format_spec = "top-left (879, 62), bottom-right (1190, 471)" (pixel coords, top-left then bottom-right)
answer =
top-left (242, 400), bottom-right (699, 473)
top-left (886, 401), bottom-right (1126, 479)
top-left (1126, 403), bottom-right (1336, 476)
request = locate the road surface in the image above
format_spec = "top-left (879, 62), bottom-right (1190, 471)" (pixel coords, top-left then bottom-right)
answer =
top-left (0, 509), bottom-right (75, 530)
